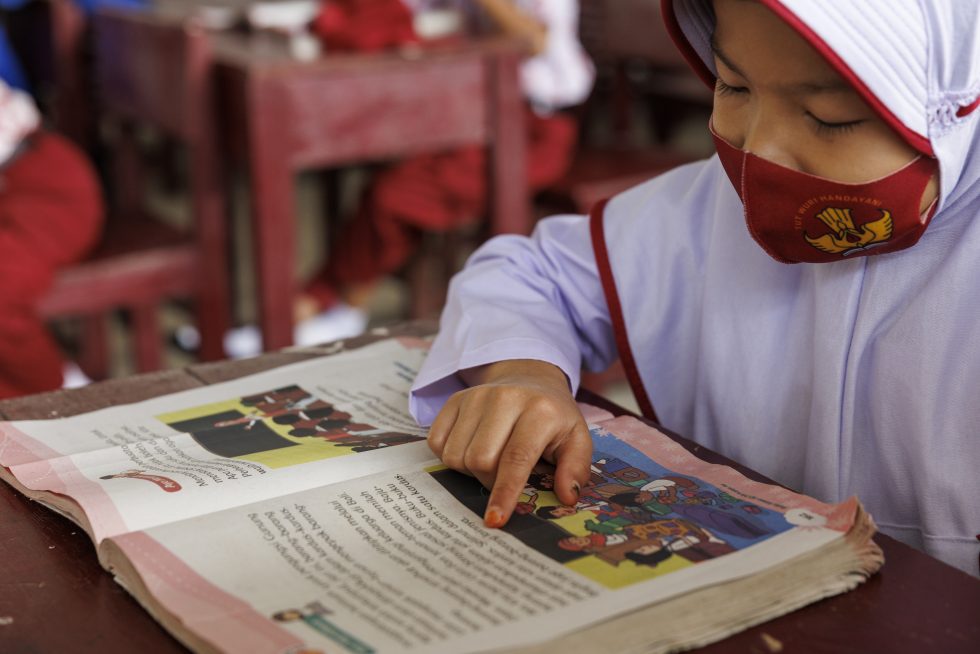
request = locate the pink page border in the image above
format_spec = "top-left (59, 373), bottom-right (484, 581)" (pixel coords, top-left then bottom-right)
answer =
top-left (12, 456), bottom-right (131, 540)
top-left (0, 422), bottom-right (63, 466)
top-left (2, 423), bottom-right (130, 540)
top-left (112, 532), bottom-right (305, 653)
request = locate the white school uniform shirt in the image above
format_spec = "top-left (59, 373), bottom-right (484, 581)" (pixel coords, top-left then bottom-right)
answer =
top-left (0, 79), bottom-right (39, 167)
top-left (410, 0), bottom-right (980, 576)
top-left (405, 0), bottom-right (594, 112)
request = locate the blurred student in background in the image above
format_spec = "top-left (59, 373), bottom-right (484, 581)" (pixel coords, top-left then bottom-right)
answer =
top-left (226, 0), bottom-right (594, 356)
top-left (0, 0), bottom-right (104, 397)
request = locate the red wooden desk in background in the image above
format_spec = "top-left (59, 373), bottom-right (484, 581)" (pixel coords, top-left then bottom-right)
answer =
top-left (16, 1), bottom-right (530, 357)
top-left (206, 31), bottom-right (529, 351)
top-left (0, 323), bottom-right (977, 653)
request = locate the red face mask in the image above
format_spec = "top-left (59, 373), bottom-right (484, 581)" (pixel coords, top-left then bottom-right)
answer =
top-left (710, 122), bottom-right (937, 264)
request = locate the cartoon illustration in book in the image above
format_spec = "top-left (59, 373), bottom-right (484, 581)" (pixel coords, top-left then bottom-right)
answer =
top-left (527, 469), bottom-right (556, 490)
top-left (156, 385), bottom-right (424, 468)
top-left (429, 430), bottom-right (798, 588)
top-left (99, 469), bottom-right (183, 492)
top-left (347, 433), bottom-right (425, 452)
top-left (273, 600), bottom-right (374, 654)
top-left (534, 504), bottom-right (580, 519)
top-left (513, 469), bottom-right (561, 514)
top-left (242, 385), bottom-right (311, 408)
top-left (215, 395), bottom-right (335, 430)
top-left (281, 410), bottom-right (370, 437)
top-left (593, 457), bottom-right (649, 486)
top-left (166, 412), bottom-right (301, 459)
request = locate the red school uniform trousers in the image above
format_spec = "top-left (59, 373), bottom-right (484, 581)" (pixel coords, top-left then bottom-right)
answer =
top-left (303, 106), bottom-right (579, 308)
top-left (0, 131), bottom-right (103, 398)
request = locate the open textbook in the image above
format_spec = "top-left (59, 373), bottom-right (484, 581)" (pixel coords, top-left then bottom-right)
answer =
top-left (0, 336), bottom-right (883, 654)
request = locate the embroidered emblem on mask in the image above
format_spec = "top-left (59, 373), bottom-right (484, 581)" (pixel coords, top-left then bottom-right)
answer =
top-left (804, 207), bottom-right (893, 256)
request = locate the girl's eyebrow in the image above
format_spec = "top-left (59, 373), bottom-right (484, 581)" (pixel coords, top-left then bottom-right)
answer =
top-left (709, 33), bottom-right (852, 95)
top-left (710, 34), bottom-right (746, 79)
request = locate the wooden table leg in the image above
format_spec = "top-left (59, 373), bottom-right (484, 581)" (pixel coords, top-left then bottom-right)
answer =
top-left (488, 50), bottom-right (529, 236)
top-left (245, 73), bottom-right (296, 351)
top-left (131, 302), bottom-right (162, 373)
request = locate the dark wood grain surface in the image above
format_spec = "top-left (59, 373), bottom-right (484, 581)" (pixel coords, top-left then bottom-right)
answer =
top-left (2, 322), bottom-right (978, 653)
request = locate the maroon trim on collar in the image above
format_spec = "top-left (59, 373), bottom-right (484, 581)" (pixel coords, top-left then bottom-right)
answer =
top-left (957, 97), bottom-right (980, 118)
top-left (589, 199), bottom-right (660, 423)
top-left (661, 0), bottom-right (715, 90)
top-left (660, 0), bottom-right (935, 157)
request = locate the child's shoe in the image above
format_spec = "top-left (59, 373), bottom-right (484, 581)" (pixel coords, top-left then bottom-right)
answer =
top-left (62, 361), bottom-right (92, 389)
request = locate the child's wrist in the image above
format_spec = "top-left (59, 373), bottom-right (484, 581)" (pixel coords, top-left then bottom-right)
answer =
top-left (463, 359), bottom-right (569, 392)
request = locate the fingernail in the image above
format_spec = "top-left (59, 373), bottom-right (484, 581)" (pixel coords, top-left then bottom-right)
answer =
top-left (484, 507), bottom-right (505, 528)
top-left (571, 481), bottom-right (581, 500)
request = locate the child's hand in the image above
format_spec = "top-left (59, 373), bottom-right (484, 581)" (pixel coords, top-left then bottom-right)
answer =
top-left (427, 360), bottom-right (593, 528)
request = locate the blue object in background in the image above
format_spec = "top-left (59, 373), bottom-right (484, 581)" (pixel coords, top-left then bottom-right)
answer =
top-left (0, 0), bottom-right (148, 89)
top-left (73, 0), bottom-right (148, 14)
top-left (0, 27), bottom-right (28, 89)
top-left (0, 0), bottom-right (31, 89)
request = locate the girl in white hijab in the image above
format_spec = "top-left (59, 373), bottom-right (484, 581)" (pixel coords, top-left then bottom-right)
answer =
top-left (410, 0), bottom-right (980, 576)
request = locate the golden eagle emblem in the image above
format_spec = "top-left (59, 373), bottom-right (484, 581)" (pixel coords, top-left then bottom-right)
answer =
top-left (804, 207), bottom-right (893, 255)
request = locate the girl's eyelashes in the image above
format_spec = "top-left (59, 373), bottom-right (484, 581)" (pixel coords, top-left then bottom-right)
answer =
top-left (714, 76), bottom-right (867, 137)
top-left (807, 113), bottom-right (866, 135)
top-left (715, 79), bottom-right (748, 97)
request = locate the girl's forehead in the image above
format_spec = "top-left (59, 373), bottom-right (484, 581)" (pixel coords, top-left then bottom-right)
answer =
top-left (712, 0), bottom-right (860, 99)
top-left (713, 2), bottom-right (825, 78)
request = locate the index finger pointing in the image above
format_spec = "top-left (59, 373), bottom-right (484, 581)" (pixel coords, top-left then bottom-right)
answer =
top-left (483, 417), bottom-right (549, 528)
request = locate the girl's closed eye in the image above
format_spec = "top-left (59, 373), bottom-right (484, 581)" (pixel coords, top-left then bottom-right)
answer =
top-left (715, 79), bottom-right (748, 97)
top-left (807, 113), bottom-right (866, 136)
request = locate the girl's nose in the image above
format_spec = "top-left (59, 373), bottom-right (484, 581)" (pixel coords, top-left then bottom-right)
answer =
top-left (741, 114), bottom-right (800, 170)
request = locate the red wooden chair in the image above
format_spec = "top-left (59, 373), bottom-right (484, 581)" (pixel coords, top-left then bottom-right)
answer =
top-left (38, 9), bottom-right (230, 377)
top-left (46, 0), bottom-right (92, 148)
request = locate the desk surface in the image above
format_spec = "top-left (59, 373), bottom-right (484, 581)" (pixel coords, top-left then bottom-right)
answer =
top-left (1, 323), bottom-right (978, 653)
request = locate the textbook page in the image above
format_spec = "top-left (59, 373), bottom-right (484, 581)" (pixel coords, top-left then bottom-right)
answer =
top-left (103, 412), bottom-right (873, 654)
top-left (0, 338), bottom-right (436, 543)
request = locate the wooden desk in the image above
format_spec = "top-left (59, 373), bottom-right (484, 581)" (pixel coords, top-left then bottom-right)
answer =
top-left (22, 1), bottom-right (528, 355)
top-left (1, 323), bottom-right (978, 653)
top-left (205, 28), bottom-right (529, 351)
